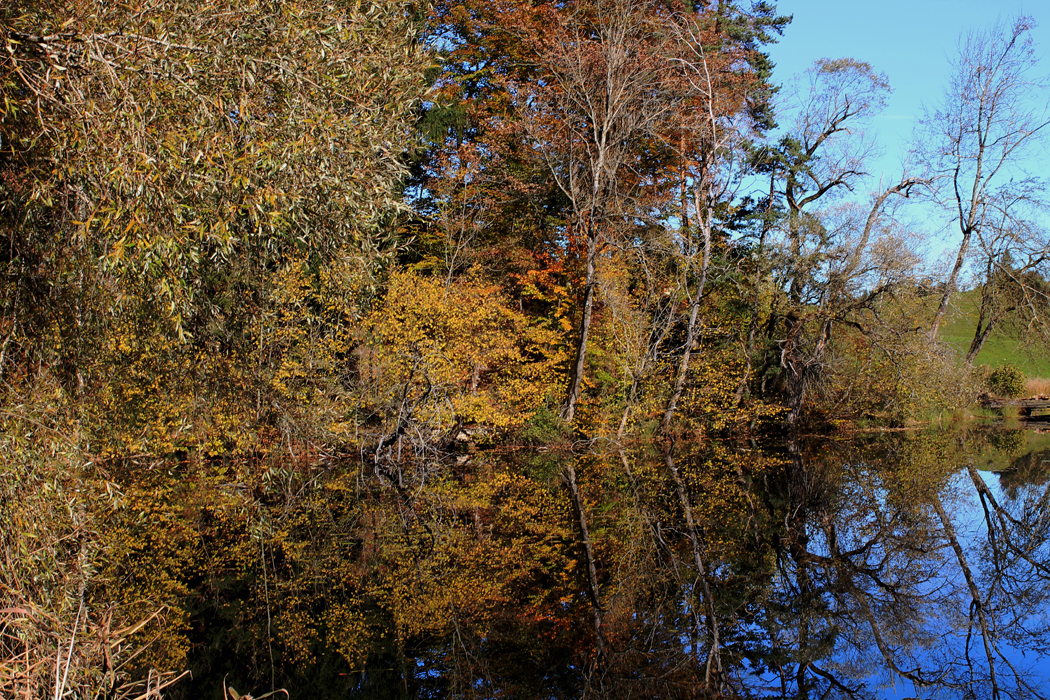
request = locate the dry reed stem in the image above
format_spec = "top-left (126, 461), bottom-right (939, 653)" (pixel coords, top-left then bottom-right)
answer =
top-left (1026, 377), bottom-right (1050, 397)
top-left (1, 598), bottom-right (183, 699)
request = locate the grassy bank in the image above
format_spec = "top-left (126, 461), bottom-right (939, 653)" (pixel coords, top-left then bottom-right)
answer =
top-left (940, 290), bottom-right (1050, 379)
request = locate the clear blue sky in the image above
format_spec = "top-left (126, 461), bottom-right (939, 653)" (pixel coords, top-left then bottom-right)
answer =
top-left (765, 0), bottom-right (1049, 182)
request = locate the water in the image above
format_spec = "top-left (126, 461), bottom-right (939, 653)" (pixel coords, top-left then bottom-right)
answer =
top-left (78, 426), bottom-right (1050, 699)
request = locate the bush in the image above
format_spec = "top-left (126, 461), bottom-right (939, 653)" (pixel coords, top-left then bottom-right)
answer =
top-left (519, 404), bottom-right (572, 445)
top-left (988, 364), bottom-right (1027, 398)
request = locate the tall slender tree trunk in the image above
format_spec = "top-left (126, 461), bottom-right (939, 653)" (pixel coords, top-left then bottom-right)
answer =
top-left (965, 279), bottom-right (1004, 364)
top-left (659, 285), bottom-right (703, 433)
top-left (660, 190), bottom-right (712, 433)
top-left (966, 316), bottom-right (996, 364)
top-left (613, 300), bottom-right (676, 438)
top-left (563, 233), bottom-right (599, 423)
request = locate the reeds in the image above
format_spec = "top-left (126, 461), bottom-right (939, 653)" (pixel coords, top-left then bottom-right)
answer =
top-left (1, 381), bottom-right (186, 699)
top-left (1026, 376), bottom-right (1050, 397)
top-left (1, 600), bottom-right (187, 699)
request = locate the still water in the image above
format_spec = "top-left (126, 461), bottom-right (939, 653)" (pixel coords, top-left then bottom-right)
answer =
top-left (86, 426), bottom-right (1050, 699)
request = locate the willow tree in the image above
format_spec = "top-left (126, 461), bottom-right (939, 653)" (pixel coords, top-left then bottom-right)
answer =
top-left (1, 0), bottom-right (426, 366)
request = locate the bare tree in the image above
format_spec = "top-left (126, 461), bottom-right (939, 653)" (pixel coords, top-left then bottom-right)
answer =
top-left (753, 59), bottom-right (926, 424)
top-left (919, 16), bottom-right (1050, 346)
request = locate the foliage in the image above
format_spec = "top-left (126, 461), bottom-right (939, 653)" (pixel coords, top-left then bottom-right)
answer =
top-left (519, 404), bottom-right (573, 445)
top-left (988, 363), bottom-right (1027, 398)
top-left (361, 269), bottom-right (567, 440)
top-left (1, 0), bottom-right (426, 340)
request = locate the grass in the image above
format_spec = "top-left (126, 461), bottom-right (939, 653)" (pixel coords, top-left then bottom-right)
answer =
top-left (939, 290), bottom-right (1050, 378)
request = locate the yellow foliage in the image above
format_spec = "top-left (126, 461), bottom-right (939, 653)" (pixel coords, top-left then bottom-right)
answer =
top-left (0, 383), bottom-right (178, 695)
top-left (87, 313), bottom-right (259, 457)
top-left (84, 252), bottom-right (370, 459)
top-left (676, 347), bottom-right (786, 434)
top-left (362, 269), bottom-right (567, 432)
top-left (253, 255), bottom-right (358, 443)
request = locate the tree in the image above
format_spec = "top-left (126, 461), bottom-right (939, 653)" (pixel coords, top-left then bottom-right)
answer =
top-left (0, 0), bottom-right (429, 457)
top-left (657, 4), bottom-right (784, 432)
top-left (1, 0), bottom-right (426, 359)
top-left (919, 16), bottom-right (1050, 352)
top-left (504, 0), bottom-right (683, 423)
top-left (748, 59), bottom-right (925, 424)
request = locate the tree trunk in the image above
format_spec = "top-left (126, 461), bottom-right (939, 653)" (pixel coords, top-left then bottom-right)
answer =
top-left (563, 233), bottom-right (599, 423)
top-left (966, 279), bottom-right (1005, 365)
top-left (784, 318), bottom-right (832, 426)
top-left (660, 190), bottom-right (713, 433)
top-left (660, 293), bottom-right (702, 433)
top-left (617, 296), bottom-right (677, 438)
top-left (966, 316), bottom-right (996, 364)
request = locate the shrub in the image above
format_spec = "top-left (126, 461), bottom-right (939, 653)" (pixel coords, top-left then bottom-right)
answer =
top-left (988, 364), bottom-right (1027, 398)
top-left (519, 404), bottom-right (572, 445)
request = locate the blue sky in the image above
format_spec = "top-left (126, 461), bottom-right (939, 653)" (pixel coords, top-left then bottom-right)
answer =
top-left (765, 0), bottom-right (1049, 182)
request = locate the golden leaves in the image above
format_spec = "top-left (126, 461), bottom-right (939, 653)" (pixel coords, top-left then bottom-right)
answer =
top-left (362, 269), bottom-right (567, 433)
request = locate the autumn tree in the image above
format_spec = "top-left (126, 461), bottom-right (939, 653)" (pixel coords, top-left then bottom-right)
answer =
top-left (411, 0), bottom-right (566, 280)
top-left (1, 0), bottom-right (425, 369)
top-left (747, 58), bottom-right (925, 424)
top-left (415, 0), bottom-right (786, 434)
top-left (497, 0), bottom-right (682, 423)
top-left (497, 0), bottom-right (786, 427)
top-left (656, 6), bottom-right (783, 432)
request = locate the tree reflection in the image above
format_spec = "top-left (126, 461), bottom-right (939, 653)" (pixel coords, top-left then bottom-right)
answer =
top-left (725, 437), bottom-right (947, 699)
top-left (83, 430), bottom-right (1050, 699)
top-left (717, 432), bottom-right (1050, 700)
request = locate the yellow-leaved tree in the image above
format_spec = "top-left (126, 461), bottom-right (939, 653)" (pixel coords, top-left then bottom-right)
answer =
top-left (360, 270), bottom-right (567, 455)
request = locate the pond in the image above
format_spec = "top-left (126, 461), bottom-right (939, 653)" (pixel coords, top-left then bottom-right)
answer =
top-left (58, 426), bottom-right (1050, 698)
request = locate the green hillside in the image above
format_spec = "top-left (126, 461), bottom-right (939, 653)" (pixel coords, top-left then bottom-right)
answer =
top-left (940, 290), bottom-right (1050, 378)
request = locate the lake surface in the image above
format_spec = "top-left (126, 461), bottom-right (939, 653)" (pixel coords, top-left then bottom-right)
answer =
top-left (84, 425), bottom-right (1050, 699)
